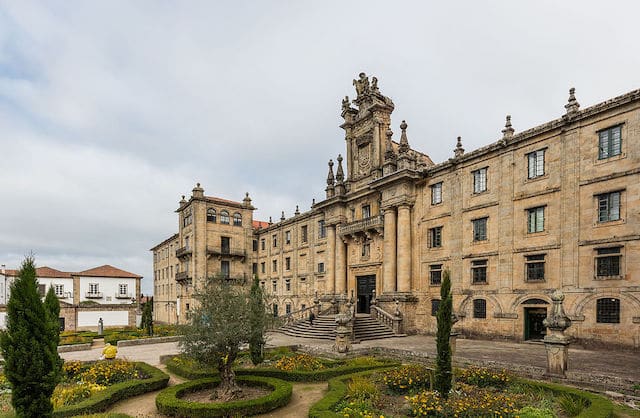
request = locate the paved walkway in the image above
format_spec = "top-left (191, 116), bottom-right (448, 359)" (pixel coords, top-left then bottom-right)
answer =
top-left (61, 333), bottom-right (640, 392)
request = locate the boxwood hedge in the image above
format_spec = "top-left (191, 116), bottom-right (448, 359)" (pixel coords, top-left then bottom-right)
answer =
top-left (52, 362), bottom-right (169, 417)
top-left (164, 355), bottom-right (400, 382)
top-left (155, 375), bottom-right (292, 417)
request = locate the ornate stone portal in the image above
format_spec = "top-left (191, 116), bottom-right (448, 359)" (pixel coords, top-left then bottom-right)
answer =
top-left (542, 290), bottom-right (572, 378)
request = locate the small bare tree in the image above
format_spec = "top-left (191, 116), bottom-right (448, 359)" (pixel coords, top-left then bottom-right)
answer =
top-left (179, 277), bottom-right (267, 401)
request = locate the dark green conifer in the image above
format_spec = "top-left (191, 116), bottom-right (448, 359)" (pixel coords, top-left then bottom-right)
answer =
top-left (0, 256), bottom-right (62, 417)
top-left (249, 276), bottom-right (267, 365)
top-left (434, 269), bottom-right (453, 399)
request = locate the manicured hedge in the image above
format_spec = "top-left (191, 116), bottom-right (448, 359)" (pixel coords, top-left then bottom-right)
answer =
top-left (156, 375), bottom-right (292, 417)
top-left (308, 367), bottom-right (615, 418)
top-left (52, 362), bottom-right (169, 417)
top-left (164, 356), bottom-right (400, 382)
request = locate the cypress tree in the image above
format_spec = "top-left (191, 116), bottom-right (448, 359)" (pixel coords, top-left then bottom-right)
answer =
top-left (44, 286), bottom-right (63, 385)
top-left (248, 276), bottom-right (266, 365)
top-left (434, 269), bottom-right (453, 399)
top-left (0, 256), bottom-right (62, 417)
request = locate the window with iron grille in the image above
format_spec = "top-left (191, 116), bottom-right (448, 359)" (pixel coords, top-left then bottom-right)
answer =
top-left (597, 192), bottom-right (621, 222)
top-left (207, 208), bottom-right (216, 222)
top-left (430, 264), bottom-right (442, 285)
top-left (286, 303), bottom-right (291, 314)
top-left (471, 259), bottom-right (488, 284)
top-left (431, 182), bottom-right (443, 204)
top-left (429, 226), bottom-right (443, 248)
top-left (473, 218), bottom-right (488, 241)
top-left (596, 298), bottom-right (620, 323)
top-left (431, 299), bottom-right (440, 316)
top-left (301, 225), bottom-right (308, 243)
top-left (596, 247), bottom-right (622, 277)
top-left (473, 167), bottom-right (487, 193)
top-left (527, 206), bottom-right (545, 233)
top-left (473, 299), bottom-right (487, 318)
top-left (317, 262), bottom-right (325, 273)
top-left (525, 254), bottom-right (545, 282)
top-left (598, 125), bottom-right (622, 159)
top-left (318, 220), bottom-right (326, 239)
top-left (527, 149), bottom-right (545, 179)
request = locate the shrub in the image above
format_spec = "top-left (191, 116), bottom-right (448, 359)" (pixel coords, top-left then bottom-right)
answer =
top-left (346, 376), bottom-right (380, 403)
top-left (518, 405), bottom-right (556, 418)
top-left (557, 393), bottom-right (589, 417)
top-left (458, 366), bottom-right (510, 388)
top-left (335, 399), bottom-right (381, 418)
top-left (155, 375), bottom-right (292, 417)
top-left (274, 353), bottom-right (325, 372)
top-left (345, 357), bottom-right (383, 367)
top-left (383, 364), bottom-right (432, 394)
top-left (51, 382), bottom-right (106, 408)
top-left (77, 360), bottom-right (143, 385)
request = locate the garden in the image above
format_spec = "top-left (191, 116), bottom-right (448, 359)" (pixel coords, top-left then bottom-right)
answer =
top-left (59, 324), bottom-right (179, 346)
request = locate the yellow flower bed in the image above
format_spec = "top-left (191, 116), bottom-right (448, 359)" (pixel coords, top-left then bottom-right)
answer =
top-left (458, 366), bottom-right (510, 388)
top-left (383, 364), bottom-right (431, 393)
top-left (274, 353), bottom-right (325, 372)
top-left (51, 382), bottom-right (106, 408)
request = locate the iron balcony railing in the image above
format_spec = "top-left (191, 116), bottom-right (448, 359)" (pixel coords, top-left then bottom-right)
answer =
top-left (206, 245), bottom-right (246, 258)
top-left (176, 271), bottom-right (192, 282)
top-left (85, 292), bottom-right (103, 299)
top-left (337, 215), bottom-right (384, 236)
top-left (176, 246), bottom-right (193, 258)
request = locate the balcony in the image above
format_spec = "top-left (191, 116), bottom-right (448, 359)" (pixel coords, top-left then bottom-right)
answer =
top-left (337, 215), bottom-right (384, 238)
top-left (176, 271), bottom-right (192, 283)
top-left (210, 272), bottom-right (247, 285)
top-left (57, 292), bottom-right (72, 299)
top-left (115, 293), bottom-right (133, 299)
top-left (176, 246), bottom-right (193, 259)
top-left (207, 245), bottom-right (246, 260)
top-left (85, 292), bottom-right (103, 299)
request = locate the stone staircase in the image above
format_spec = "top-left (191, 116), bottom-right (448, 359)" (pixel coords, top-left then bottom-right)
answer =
top-left (278, 314), bottom-right (400, 342)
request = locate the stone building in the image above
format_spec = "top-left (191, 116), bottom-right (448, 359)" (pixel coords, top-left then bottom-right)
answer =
top-left (152, 74), bottom-right (640, 349)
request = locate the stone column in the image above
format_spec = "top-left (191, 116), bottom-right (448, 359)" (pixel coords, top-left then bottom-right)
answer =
top-left (397, 204), bottom-right (412, 292)
top-left (335, 234), bottom-right (347, 294)
top-left (326, 225), bottom-right (336, 295)
top-left (382, 208), bottom-right (397, 293)
top-left (543, 290), bottom-right (572, 378)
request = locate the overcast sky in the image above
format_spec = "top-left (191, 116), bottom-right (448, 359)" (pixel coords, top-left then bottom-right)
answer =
top-left (1, 1), bottom-right (639, 295)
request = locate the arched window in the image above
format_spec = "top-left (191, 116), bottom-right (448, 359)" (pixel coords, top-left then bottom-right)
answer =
top-left (220, 210), bottom-right (230, 224)
top-left (596, 298), bottom-right (620, 323)
top-left (207, 208), bottom-right (216, 223)
top-left (233, 212), bottom-right (242, 226)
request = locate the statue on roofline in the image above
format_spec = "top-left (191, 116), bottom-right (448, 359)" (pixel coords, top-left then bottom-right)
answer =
top-left (353, 72), bottom-right (370, 96)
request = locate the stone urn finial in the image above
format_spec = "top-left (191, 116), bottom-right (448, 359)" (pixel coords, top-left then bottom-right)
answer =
top-left (543, 290), bottom-right (571, 332)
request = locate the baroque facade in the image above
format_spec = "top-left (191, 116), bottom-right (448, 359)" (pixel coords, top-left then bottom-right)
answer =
top-left (152, 74), bottom-right (640, 349)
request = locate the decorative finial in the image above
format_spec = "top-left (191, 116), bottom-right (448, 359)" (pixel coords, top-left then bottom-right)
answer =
top-left (312, 198), bottom-right (316, 207)
top-left (454, 136), bottom-right (465, 158)
top-left (243, 192), bottom-right (252, 206)
top-left (501, 115), bottom-right (514, 141)
top-left (280, 211), bottom-right (285, 221)
top-left (565, 87), bottom-right (580, 116)
top-left (341, 96), bottom-right (350, 113)
top-left (295, 205), bottom-right (300, 215)
top-left (336, 154), bottom-right (345, 183)
top-left (398, 120), bottom-right (410, 153)
top-left (268, 216), bottom-right (272, 224)
top-left (326, 159), bottom-right (335, 186)
top-left (384, 129), bottom-right (396, 162)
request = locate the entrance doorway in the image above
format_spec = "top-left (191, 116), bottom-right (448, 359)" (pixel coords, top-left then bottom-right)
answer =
top-left (356, 275), bottom-right (376, 314)
top-left (524, 307), bottom-right (547, 340)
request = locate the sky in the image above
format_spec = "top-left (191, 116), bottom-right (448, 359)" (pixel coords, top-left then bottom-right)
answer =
top-left (1, 1), bottom-right (639, 295)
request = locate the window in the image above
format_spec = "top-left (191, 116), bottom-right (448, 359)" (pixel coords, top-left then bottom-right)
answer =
top-left (285, 279), bottom-right (291, 292)
top-left (527, 149), bottom-right (545, 179)
top-left (596, 298), bottom-right (620, 323)
top-left (89, 283), bottom-right (99, 295)
top-left (598, 125), bottom-right (622, 159)
top-left (185, 236), bottom-right (190, 250)
top-left (431, 299), bottom-right (440, 316)
top-left (221, 260), bottom-right (230, 278)
top-left (473, 299), bottom-right (487, 318)
top-left (252, 240), bottom-right (258, 252)
top-left (233, 213), bottom-right (242, 226)
top-left (527, 206), bottom-right (545, 233)
top-left (273, 303), bottom-right (278, 317)
top-left (285, 257), bottom-right (291, 271)
top-left (261, 239), bottom-right (265, 250)
top-left (252, 263), bottom-right (258, 275)
top-left (272, 260), bottom-right (278, 273)
top-left (183, 208), bottom-right (193, 227)
top-left (362, 204), bottom-right (371, 219)
top-left (285, 303), bottom-right (291, 314)
top-left (596, 247), bottom-right (622, 277)
top-left (473, 167), bottom-right (487, 193)
top-left (472, 218), bottom-right (488, 241)
top-left (429, 264), bottom-right (442, 285)
top-left (597, 192), bottom-right (621, 222)
top-left (318, 262), bottom-right (325, 273)
top-left (431, 182), bottom-right (442, 205)
top-left (471, 259), bottom-right (488, 284)
top-left (272, 234), bottom-right (278, 248)
top-left (361, 241), bottom-right (370, 258)
top-left (54, 284), bottom-right (65, 297)
top-left (221, 236), bottom-right (230, 254)
top-left (525, 254), bottom-right (545, 282)
top-left (428, 226), bottom-right (442, 248)
top-left (220, 210), bottom-right (230, 224)
top-left (207, 208), bottom-right (216, 222)
top-left (261, 262), bottom-right (266, 274)
top-left (272, 281), bottom-right (277, 293)
top-left (285, 230), bottom-right (291, 245)
top-left (301, 225), bottom-right (308, 243)
top-left (318, 220), bottom-right (326, 239)
top-left (118, 284), bottom-right (128, 296)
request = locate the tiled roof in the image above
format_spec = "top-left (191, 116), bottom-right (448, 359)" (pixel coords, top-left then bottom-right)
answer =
top-left (252, 220), bottom-right (270, 229)
top-left (77, 265), bottom-right (142, 279)
top-left (1, 266), bottom-right (72, 278)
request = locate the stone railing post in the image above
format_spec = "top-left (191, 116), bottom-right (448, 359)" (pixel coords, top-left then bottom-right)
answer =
top-left (370, 290), bottom-right (377, 319)
top-left (334, 312), bottom-right (351, 353)
top-left (543, 290), bottom-right (572, 378)
top-left (449, 312), bottom-right (460, 357)
top-left (392, 300), bottom-right (403, 334)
